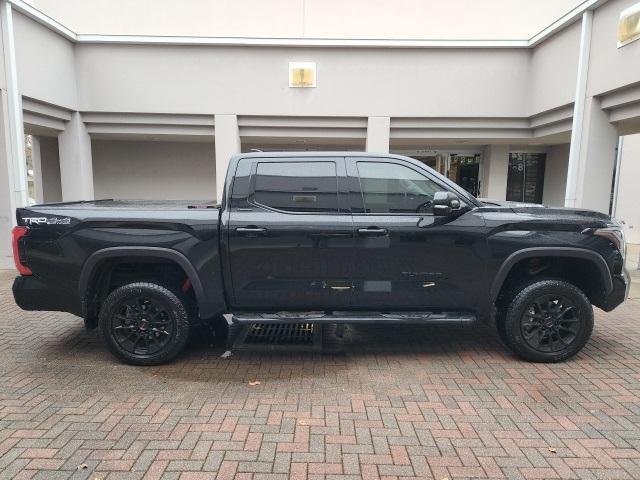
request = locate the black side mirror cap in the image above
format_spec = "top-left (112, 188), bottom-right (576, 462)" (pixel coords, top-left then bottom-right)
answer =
top-left (433, 191), bottom-right (461, 216)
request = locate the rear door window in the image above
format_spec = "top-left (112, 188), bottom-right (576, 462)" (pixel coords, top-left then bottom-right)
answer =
top-left (253, 161), bottom-right (339, 213)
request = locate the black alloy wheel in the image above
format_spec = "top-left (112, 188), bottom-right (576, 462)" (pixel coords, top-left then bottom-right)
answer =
top-left (99, 282), bottom-right (191, 365)
top-left (498, 278), bottom-right (593, 363)
top-left (520, 294), bottom-right (581, 353)
top-left (111, 295), bottom-right (175, 356)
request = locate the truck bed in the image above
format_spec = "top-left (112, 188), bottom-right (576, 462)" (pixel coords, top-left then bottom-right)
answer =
top-left (28, 199), bottom-right (219, 210)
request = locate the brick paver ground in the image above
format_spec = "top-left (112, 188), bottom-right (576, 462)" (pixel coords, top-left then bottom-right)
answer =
top-left (1, 269), bottom-right (640, 480)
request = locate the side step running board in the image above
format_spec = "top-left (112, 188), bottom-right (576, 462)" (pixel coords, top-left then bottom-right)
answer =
top-left (231, 311), bottom-right (477, 325)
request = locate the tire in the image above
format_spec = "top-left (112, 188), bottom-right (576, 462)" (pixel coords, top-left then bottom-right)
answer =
top-left (98, 282), bottom-right (192, 366)
top-left (498, 278), bottom-right (593, 363)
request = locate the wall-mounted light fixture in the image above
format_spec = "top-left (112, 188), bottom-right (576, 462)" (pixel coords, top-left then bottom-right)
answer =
top-left (289, 62), bottom-right (316, 88)
top-left (618, 2), bottom-right (640, 47)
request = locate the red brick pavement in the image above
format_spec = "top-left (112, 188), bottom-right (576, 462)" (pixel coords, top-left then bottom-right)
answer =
top-left (1, 270), bottom-right (640, 479)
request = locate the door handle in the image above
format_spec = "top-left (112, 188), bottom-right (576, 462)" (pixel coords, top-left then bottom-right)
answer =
top-left (235, 226), bottom-right (267, 234)
top-left (329, 285), bottom-right (352, 291)
top-left (357, 227), bottom-right (388, 236)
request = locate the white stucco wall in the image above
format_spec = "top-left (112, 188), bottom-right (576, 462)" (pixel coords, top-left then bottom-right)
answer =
top-left (542, 143), bottom-right (570, 206)
top-left (39, 136), bottom-right (62, 202)
top-left (12, 11), bottom-right (77, 109)
top-left (528, 21), bottom-right (580, 115)
top-left (75, 45), bottom-right (531, 117)
top-left (92, 140), bottom-right (216, 200)
top-left (615, 134), bottom-right (640, 244)
top-left (588, 0), bottom-right (640, 97)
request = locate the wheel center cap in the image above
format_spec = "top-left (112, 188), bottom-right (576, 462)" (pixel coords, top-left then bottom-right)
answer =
top-left (544, 320), bottom-right (554, 328)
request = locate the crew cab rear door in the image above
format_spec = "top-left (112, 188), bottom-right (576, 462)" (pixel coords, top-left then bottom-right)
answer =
top-left (226, 156), bottom-right (354, 310)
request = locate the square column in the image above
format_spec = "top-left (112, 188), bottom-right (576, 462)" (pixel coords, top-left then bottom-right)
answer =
top-left (567, 97), bottom-right (618, 213)
top-left (366, 116), bottom-right (390, 153)
top-left (482, 145), bottom-right (509, 200)
top-left (0, 90), bottom-right (20, 269)
top-left (58, 112), bottom-right (94, 201)
top-left (214, 114), bottom-right (241, 202)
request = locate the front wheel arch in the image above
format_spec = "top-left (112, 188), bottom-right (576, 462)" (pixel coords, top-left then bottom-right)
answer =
top-left (490, 248), bottom-right (613, 308)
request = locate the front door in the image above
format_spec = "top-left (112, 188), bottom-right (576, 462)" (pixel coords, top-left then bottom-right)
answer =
top-left (226, 156), bottom-right (353, 310)
top-left (347, 156), bottom-right (486, 310)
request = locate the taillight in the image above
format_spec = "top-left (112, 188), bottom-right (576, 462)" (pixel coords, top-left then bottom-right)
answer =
top-left (11, 226), bottom-right (32, 276)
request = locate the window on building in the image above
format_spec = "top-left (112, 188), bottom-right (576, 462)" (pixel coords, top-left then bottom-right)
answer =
top-left (253, 161), bottom-right (338, 212)
top-left (357, 161), bottom-right (441, 214)
top-left (506, 153), bottom-right (546, 204)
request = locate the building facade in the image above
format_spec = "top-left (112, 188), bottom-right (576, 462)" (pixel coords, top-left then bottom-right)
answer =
top-left (1, 0), bottom-right (640, 269)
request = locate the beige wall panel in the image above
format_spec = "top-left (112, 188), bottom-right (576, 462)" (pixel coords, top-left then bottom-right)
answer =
top-left (588, 0), bottom-right (640, 97)
top-left (0, 15), bottom-right (6, 91)
top-left (528, 21), bottom-right (580, 115)
top-left (75, 45), bottom-right (530, 117)
top-left (40, 136), bottom-right (62, 203)
top-left (92, 140), bottom-right (216, 200)
top-left (542, 143), bottom-right (569, 206)
top-left (12, 11), bottom-right (77, 108)
top-left (616, 134), bottom-right (640, 244)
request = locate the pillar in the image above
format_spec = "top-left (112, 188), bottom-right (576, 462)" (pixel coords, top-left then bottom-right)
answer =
top-left (565, 10), bottom-right (617, 214)
top-left (58, 112), bottom-right (94, 201)
top-left (1, 0), bottom-right (27, 269)
top-left (482, 144), bottom-right (509, 200)
top-left (366, 116), bottom-right (390, 153)
top-left (214, 114), bottom-right (241, 202)
top-left (0, 91), bottom-right (17, 268)
top-left (568, 96), bottom-right (619, 213)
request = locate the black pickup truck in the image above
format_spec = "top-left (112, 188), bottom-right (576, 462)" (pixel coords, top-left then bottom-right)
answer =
top-left (11, 152), bottom-right (629, 365)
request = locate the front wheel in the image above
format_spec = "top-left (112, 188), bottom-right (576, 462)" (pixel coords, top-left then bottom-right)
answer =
top-left (98, 282), bottom-right (192, 365)
top-left (498, 278), bottom-right (594, 362)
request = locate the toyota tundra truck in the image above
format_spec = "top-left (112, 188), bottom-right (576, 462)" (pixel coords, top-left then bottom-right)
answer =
top-left (11, 152), bottom-right (629, 365)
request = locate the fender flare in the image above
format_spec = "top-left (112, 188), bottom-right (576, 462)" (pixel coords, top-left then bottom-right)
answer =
top-left (78, 246), bottom-right (205, 314)
top-left (489, 247), bottom-right (613, 302)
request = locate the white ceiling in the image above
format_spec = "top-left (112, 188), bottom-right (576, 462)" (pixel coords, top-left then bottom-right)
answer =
top-left (29, 0), bottom-right (590, 40)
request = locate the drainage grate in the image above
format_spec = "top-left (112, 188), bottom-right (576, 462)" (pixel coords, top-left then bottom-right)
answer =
top-left (232, 322), bottom-right (323, 352)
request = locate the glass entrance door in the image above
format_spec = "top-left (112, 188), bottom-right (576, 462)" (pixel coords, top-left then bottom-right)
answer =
top-left (506, 153), bottom-right (546, 204)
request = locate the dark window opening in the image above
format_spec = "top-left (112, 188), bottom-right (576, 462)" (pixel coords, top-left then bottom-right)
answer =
top-left (253, 161), bottom-right (338, 213)
top-left (506, 153), bottom-right (546, 204)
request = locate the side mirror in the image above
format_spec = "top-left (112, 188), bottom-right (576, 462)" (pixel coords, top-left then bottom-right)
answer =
top-left (433, 191), bottom-right (461, 216)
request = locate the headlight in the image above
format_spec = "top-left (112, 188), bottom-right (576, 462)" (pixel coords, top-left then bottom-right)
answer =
top-left (593, 227), bottom-right (626, 260)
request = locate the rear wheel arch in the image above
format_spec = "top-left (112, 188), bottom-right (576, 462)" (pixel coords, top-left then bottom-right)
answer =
top-left (79, 247), bottom-right (205, 320)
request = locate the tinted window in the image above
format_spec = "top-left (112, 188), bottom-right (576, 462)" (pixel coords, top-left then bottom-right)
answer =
top-left (253, 161), bottom-right (338, 212)
top-left (357, 162), bottom-right (441, 214)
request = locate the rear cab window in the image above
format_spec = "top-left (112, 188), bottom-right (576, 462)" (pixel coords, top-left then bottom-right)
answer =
top-left (247, 160), bottom-right (344, 213)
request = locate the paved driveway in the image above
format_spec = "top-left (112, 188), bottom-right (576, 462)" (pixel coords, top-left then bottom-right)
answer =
top-left (1, 270), bottom-right (640, 480)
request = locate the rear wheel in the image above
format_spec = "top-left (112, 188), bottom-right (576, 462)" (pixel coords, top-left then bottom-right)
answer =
top-left (498, 278), bottom-right (593, 362)
top-left (98, 282), bottom-right (192, 365)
